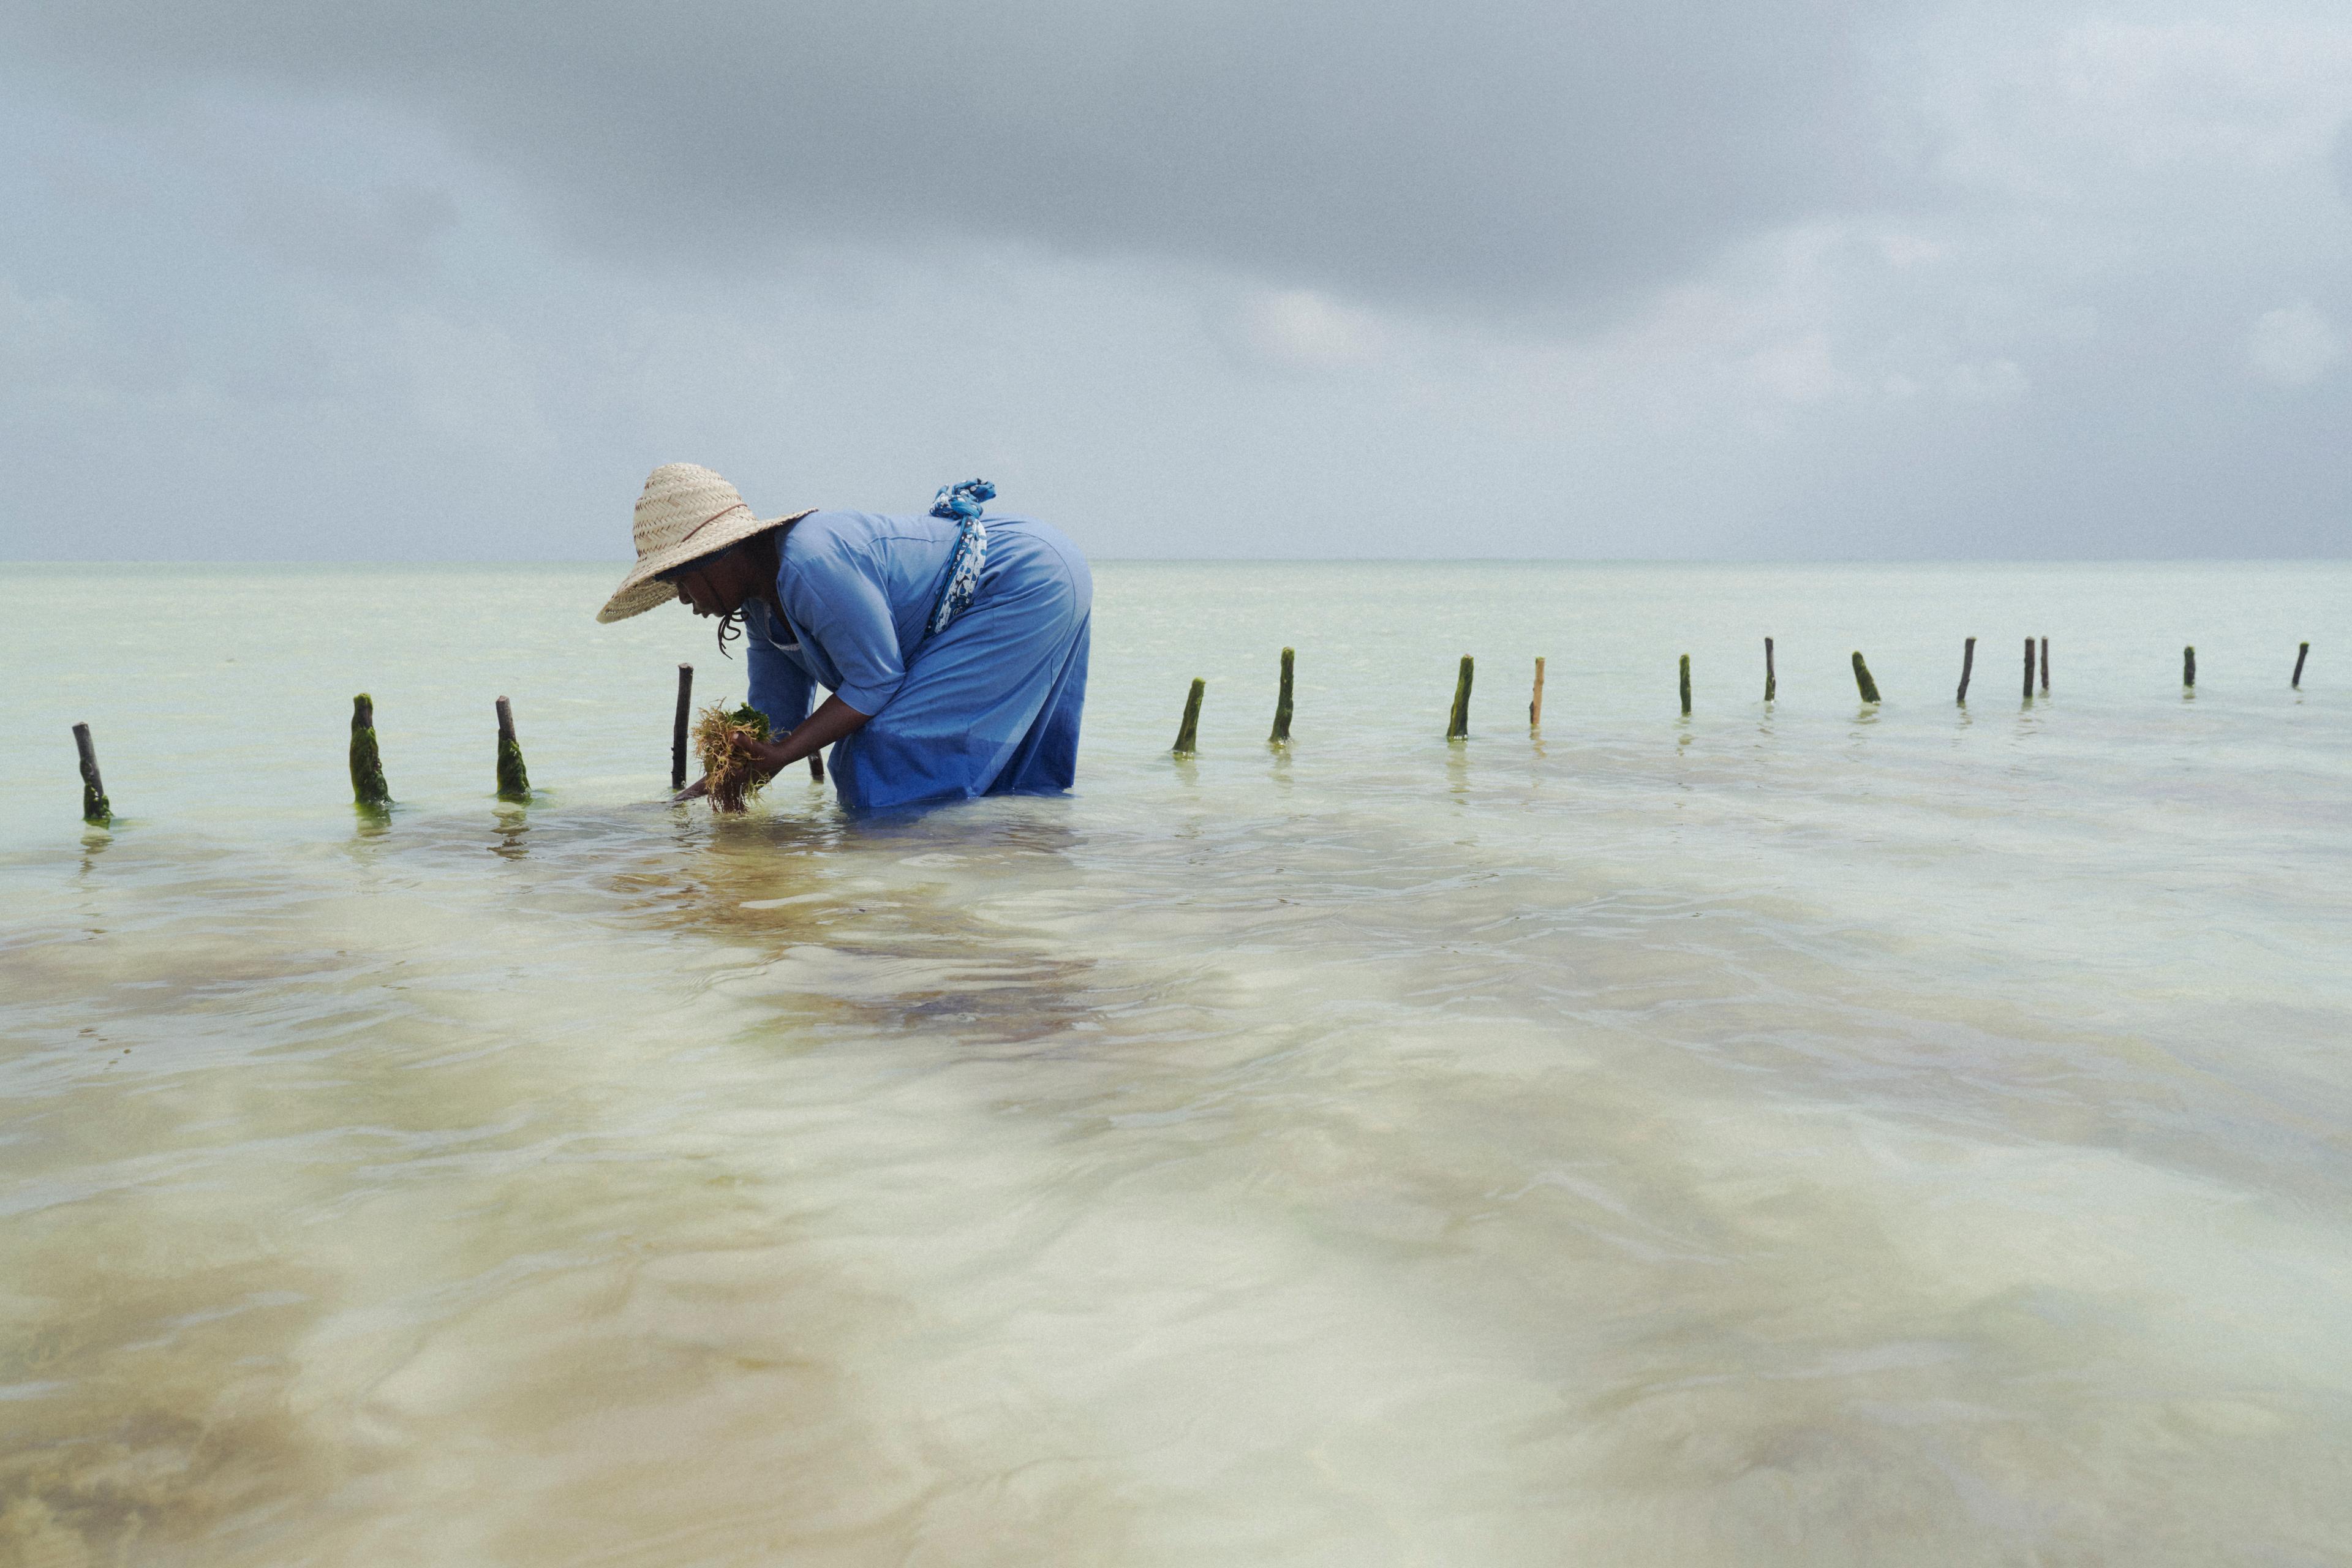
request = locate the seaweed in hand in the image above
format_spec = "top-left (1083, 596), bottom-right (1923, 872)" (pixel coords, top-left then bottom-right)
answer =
top-left (693, 701), bottom-right (772, 813)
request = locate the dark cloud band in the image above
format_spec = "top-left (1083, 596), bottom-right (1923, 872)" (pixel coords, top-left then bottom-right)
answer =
top-left (5, 0), bottom-right (1894, 305)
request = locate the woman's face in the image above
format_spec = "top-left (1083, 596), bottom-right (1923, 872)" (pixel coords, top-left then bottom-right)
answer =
top-left (669, 545), bottom-right (764, 619)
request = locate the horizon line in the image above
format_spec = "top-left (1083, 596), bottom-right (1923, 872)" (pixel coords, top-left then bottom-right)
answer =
top-left (6, 555), bottom-right (2351, 568)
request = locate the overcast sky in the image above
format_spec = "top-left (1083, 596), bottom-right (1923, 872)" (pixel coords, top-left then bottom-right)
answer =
top-left (3, 0), bottom-right (2348, 560)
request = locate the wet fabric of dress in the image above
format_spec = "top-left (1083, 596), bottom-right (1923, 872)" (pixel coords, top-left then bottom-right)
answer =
top-left (742, 510), bottom-right (1092, 812)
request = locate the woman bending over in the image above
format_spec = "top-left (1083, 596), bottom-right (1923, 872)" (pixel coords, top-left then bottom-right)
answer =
top-left (599, 463), bottom-right (1090, 812)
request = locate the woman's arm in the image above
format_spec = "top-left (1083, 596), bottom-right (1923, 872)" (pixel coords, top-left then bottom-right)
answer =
top-left (671, 695), bottom-right (870, 802)
top-left (744, 603), bottom-right (817, 736)
top-left (750, 693), bottom-right (870, 773)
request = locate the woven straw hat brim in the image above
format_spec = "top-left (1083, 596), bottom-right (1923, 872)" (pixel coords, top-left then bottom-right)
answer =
top-left (595, 507), bottom-right (816, 624)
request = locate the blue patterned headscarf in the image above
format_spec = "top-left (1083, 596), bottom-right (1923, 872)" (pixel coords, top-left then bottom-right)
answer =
top-left (927, 479), bottom-right (993, 634)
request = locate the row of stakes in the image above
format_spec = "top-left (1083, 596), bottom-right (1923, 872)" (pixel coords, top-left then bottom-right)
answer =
top-left (1169, 636), bottom-right (2317, 754)
top-left (61, 639), bottom-right (2318, 826)
top-left (66, 664), bottom-right (815, 828)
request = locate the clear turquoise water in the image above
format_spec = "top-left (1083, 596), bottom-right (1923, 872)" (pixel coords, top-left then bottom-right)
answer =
top-left (3, 561), bottom-right (2349, 1565)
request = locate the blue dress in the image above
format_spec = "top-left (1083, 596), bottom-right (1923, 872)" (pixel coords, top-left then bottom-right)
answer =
top-left (741, 510), bottom-right (1092, 813)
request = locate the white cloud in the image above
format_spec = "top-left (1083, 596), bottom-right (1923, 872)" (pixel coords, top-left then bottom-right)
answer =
top-left (401, 315), bottom-right (548, 453)
top-left (1238, 290), bottom-right (1391, 371)
top-left (0, 278), bottom-right (90, 368)
top-left (0, 277), bottom-right (120, 410)
top-left (2248, 300), bottom-right (2343, 385)
top-left (1737, 332), bottom-right (1847, 406)
top-left (1877, 234), bottom-right (1944, 268)
top-left (1947, 358), bottom-right (2030, 403)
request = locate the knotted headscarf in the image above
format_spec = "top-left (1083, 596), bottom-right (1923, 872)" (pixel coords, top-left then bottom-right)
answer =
top-left (927, 478), bottom-right (994, 634)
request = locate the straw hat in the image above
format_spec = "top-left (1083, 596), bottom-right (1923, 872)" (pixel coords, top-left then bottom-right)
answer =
top-left (597, 462), bottom-right (815, 623)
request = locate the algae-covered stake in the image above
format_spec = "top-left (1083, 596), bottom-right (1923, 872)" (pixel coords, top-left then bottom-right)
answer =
top-left (2040, 638), bottom-right (2051, 695)
top-left (1679, 654), bottom-right (1691, 717)
top-left (1763, 638), bottom-right (1775, 704)
top-left (72, 722), bottom-right (111, 826)
top-left (2022, 638), bottom-right (2034, 700)
top-left (2294, 641), bottom-right (2309, 688)
top-left (1172, 678), bottom-right (1205, 756)
top-left (1270, 647), bottom-right (1295, 746)
top-left (350, 695), bottom-right (391, 809)
top-left (1529, 656), bottom-right (1545, 730)
top-left (671, 663), bottom-right (694, 792)
top-left (1851, 650), bottom-right (1881, 704)
top-left (1447, 655), bottom-right (1474, 739)
top-left (2184, 646), bottom-right (2196, 690)
top-left (495, 696), bottom-right (530, 801)
top-left (1957, 636), bottom-right (1976, 704)
top-left (693, 701), bottom-right (771, 812)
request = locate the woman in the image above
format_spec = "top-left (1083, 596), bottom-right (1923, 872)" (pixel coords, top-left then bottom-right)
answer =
top-left (598, 462), bottom-right (1091, 812)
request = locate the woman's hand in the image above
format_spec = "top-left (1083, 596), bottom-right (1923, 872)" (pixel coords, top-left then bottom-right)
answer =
top-left (756, 697), bottom-right (873, 775)
top-left (668, 737), bottom-right (786, 805)
top-left (742, 738), bottom-right (794, 777)
top-left (671, 696), bottom-right (873, 804)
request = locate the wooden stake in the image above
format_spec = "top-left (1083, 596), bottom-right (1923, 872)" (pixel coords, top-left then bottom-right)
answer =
top-left (495, 696), bottom-right (530, 801)
top-left (350, 695), bottom-right (391, 809)
top-left (2040, 637), bottom-right (2050, 695)
top-left (1529, 656), bottom-right (1545, 731)
top-left (1270, 647), bottom-right (1295, 745)
top-left (1851, 650), bottom-right (1882, 704)
top-left (2023, 638), bottom-right (2034, 700)
top-left (1447, 655), bottom-right (1474, 739)
top-left (1956, 636), bottom-right (1975, 704)
top-left (810, 748), bottom-right (826, 784)
top-left (2293, 641), bottom-right (2309, 688)
top-left (72, 723), bottom-right (110, 826)
top-left (1679, 654), bottom-right (1692, 717)
top-left (671, 664), bottom-right (693, 791)
top-left (2184, 646), bottom-right (2196, 689)
top-left (1172, 678), bottom-right (1205, 756)
top-left (1763, 638), bottom-right (1776, 703)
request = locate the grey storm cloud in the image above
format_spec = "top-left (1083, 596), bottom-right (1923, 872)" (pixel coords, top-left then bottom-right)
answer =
top-left (5, 0), bottom-right (1900, 306)
top-left (6, 0), bottom-right (2347, 564)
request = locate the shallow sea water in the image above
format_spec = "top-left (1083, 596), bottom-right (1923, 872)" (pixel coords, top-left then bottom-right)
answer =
top-left (3, 560), bottom-right (2350, 1566)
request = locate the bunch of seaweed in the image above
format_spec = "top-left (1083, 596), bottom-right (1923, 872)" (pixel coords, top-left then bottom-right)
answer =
top-left (692, 701), bottom-right (772, 812)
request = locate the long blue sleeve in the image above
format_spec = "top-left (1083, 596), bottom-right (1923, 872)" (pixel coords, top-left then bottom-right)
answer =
top-left (777, 524), bottom-right (916, 715)
top-left (743, 601), bottom-right (816, 736)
